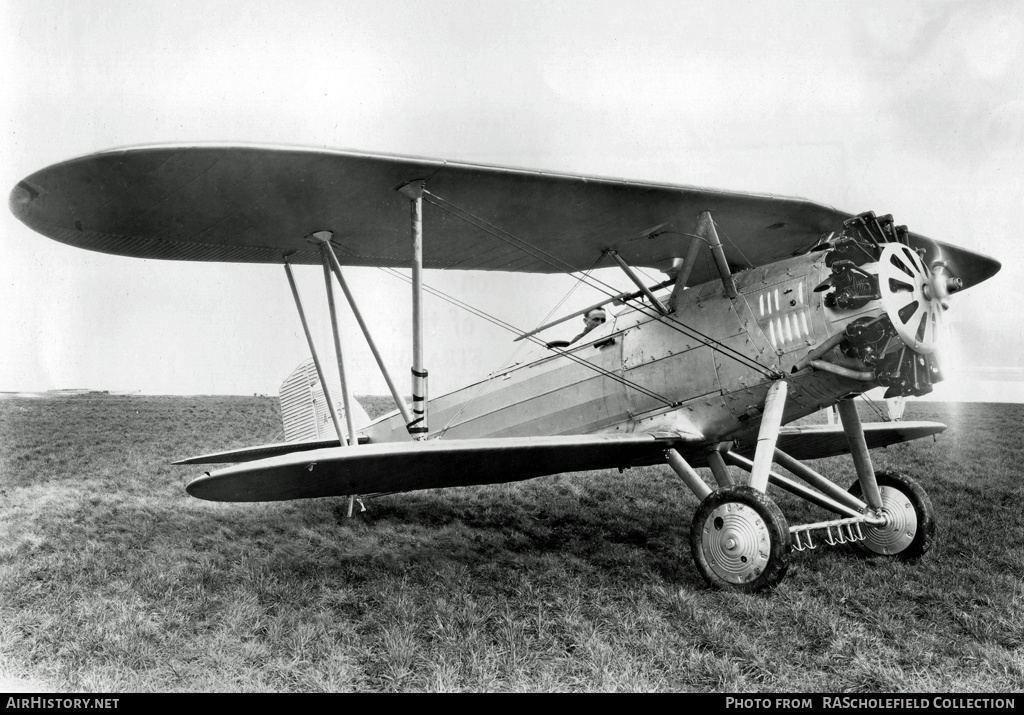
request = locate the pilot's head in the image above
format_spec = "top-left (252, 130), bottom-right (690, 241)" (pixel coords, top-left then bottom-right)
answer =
top-left (583, 308), bottom-right (607, 331)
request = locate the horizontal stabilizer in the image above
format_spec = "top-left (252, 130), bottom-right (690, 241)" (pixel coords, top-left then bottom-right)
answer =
top-left (185, 432), bottom-right (703, 502)
top-left (770, 420), bottom-right (946, 462)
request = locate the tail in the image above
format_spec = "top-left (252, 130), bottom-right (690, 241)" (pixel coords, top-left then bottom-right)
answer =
top-left (279, 359), bottom-right (370, 442)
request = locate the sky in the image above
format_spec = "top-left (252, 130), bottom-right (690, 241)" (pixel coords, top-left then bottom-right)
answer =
top-left (2, 0), bottom-right (1023, 401)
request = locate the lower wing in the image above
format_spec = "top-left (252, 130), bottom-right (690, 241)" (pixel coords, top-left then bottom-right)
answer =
top-left (771, 420), bottom-right (946, 461)
top-left (182, 420), bottom-right (945, 503)
top-left (184, 432), bottom-right (700, 502)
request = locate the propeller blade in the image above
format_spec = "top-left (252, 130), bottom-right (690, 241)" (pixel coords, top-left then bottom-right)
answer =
top-left (907, 234), bottom-right (1000, 291)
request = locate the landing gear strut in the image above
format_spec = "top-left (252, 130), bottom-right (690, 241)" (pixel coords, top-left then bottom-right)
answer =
top-left (687, 380), bottom-right (792, 593)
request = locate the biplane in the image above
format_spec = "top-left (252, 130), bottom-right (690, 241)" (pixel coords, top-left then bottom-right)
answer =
top-left (10, 145), bottom-right (1001, 592)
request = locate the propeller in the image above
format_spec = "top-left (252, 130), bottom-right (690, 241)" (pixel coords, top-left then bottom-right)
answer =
top-left (825, 211), bottom-right (999, 397)
top-left (875, 243), bottom-right (959, 355)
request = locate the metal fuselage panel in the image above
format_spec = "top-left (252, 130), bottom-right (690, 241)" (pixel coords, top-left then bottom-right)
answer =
top-left (364, 251), bottom-right (883, 450)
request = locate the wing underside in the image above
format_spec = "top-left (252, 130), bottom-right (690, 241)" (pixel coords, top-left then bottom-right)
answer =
top-left (184, 432), bottom-right (701, 502)
top-left (770, 420), bottom-right (946, 461)
top-left (11, 144), bottom-right (999, 289)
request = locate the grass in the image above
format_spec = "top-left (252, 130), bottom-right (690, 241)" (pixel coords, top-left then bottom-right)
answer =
top-left (1, 394), bottom-right (1022, 692)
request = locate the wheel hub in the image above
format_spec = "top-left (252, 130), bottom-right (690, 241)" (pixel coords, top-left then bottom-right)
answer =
top-left (862, 485), bottom-right (919, 555)
top-left (701, 502), bottom-right (771, 584)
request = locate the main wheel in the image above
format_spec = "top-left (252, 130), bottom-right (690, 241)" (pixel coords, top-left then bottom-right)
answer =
top-left (690, 486), bottom-right (790, 593)
top-left (848, 471), bottom-right (935, 560)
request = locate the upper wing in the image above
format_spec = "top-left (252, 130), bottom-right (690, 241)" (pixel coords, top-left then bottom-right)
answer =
top-left (184, 432), bottom-right (703, 502)
top-left (10, 144), bottom-right (999, 289)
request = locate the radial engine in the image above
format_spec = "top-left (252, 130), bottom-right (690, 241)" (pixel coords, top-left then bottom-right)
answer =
top-left (815, 212), bottom-right (964, 397)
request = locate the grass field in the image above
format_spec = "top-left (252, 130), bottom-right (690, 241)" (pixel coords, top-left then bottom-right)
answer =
top-left (1, 394), bottom-right (1021, 692)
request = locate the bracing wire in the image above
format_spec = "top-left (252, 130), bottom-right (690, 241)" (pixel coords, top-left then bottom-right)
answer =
top-left (423, 191), bottom-right (775, 376)
top-left (376, 267), bottom-right (678, 410)
top-left (531, 255), bottom-right (605, 335)
top-left (428, 256), bottom-right (606, 436)
top-left (630, 258), bottom-right (780, 374)
top-left (423, 191), bottom-right (780, 378)
top-left (711, 216), bottom-right (755, 269)
top-left (857, 392), bottom-right (891, 422)
top-left (417, 189), bottom-right (770, 372)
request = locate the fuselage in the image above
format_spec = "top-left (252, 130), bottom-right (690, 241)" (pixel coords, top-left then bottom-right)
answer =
top-left (364, 248), bottom-right (892, 452)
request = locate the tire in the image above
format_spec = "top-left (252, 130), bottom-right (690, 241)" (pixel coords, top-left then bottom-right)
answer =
top-left (690, 486), bottom-right (790, 593)
top-left (848, 471), bottom-right (935, 560)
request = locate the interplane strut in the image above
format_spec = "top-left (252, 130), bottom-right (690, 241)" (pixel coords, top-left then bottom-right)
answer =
top-left (283, 259), bottom-right (347, 446)
top-left (315, 238), bottom-right (358, 446)
top-left (399, 181), bottom-right (429, 439)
